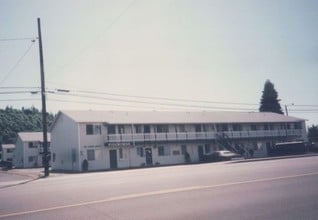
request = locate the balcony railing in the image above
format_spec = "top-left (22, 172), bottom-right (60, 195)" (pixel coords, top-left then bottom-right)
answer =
top-left (105, 129), bottom-right (303, 144)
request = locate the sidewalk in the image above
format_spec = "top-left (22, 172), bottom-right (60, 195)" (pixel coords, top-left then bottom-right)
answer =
top-left (1, 167), bottom-right (62, 181)
top-left (3, 168), bottom-right (44, 179)
top-left (1, 153), bottom-right (318, 185)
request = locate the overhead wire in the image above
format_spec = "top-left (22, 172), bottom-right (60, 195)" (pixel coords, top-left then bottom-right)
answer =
top-left (0, 86), bottom-right (40, 90)
top-left (48, 0), bottom-right (137, 76)
top-left (0, 37), bottom-right (35, 42)
top-left (0, 40), bottom-right (36, 85)
top-left (69, 89), bottom-right (259, 106)
top-left (50, 91), bottom-right (258, 111)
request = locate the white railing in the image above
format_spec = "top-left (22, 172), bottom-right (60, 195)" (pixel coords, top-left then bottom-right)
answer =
top-left (106, 129), bottom-right (303, 143)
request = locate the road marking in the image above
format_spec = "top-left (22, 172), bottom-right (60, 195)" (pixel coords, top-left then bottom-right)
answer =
top-left (1, 171), bottom-right (318, 218)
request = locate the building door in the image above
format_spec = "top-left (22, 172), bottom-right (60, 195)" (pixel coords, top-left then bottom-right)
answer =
top-left (145, 148), bottom-right (153, 165)
top-left (198, 145), bottom-right (204, 161)
top-left (109, 149), bottom-right (118, 169)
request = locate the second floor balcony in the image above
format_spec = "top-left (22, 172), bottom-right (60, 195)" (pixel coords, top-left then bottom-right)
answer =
top-left (105, 129), bottom-right (303, 144)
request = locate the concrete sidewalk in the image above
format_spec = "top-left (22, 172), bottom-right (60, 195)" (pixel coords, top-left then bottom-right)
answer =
top-left (3, 168), bottom-right (44, 179)
top-left (1, 153), bottom-right (317, 183)
top-left (1, 167), bottom-right (62, 180)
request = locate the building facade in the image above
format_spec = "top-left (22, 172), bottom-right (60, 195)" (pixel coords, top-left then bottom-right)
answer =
top-left (50, 111), bottom-right (307, 172)
top-left (13, 132), bottom-right (51, 168)
top-left (1, 144), bottom-right (15, 164)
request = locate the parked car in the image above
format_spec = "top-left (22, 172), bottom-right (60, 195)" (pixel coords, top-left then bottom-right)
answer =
top-left (202, 150), bottom-right (241, 162)
top-left (0, 160), bottom-right (13, 169)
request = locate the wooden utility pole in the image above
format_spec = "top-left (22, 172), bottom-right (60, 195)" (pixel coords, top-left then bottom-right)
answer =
top-left (37, 17), bottom-right (49, 177)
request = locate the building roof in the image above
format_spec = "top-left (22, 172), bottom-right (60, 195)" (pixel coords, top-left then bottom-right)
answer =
top-left (2, 144), bottom-right (15, 149)
top-left (57, 110), bottom-right (305, 125)
top-left (17, 132), bottom-right (51, 142)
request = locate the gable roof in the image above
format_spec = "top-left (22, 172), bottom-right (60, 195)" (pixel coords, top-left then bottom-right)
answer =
top-left (55, 110), bottom-right (305, 125)
top-left (17, 132), bottom-right (51, 142)
top-left (2, 144), bottom-right (15, 149)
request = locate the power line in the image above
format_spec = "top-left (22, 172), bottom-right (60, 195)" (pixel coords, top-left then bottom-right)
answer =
top-left (50, 86), bottom-right (258, 106)
top-left (0, 37), bottom-right (35, 42)
top-left (292, 104), bottom-right (318, 107)
top-left (0, 86), bottom-right (40, 89)
top-left (0, 98), bottom-right (39, 102)
top-left (0, 41), bottom-right (36, 85)
top-left (47, 98), bottom-right (156, 110)
top-left (0, 91), bottom-right (39, 95)
top-left (48, 0), bottom-right (137, 75)
top-left (51, 92), bottom-right (257, 111)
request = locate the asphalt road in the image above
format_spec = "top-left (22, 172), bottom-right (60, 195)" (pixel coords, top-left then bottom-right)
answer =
top-left (0, 156), bottom-right (318, 220)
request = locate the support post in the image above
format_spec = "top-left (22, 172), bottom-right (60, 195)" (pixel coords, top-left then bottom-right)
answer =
top-left (37, 17), bottom-right (49, 177)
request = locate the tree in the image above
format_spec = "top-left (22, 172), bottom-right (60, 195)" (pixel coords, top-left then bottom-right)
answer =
top-left (259, 80), bottom-right (284, 114)
top-left (0, 106), bottom-right (55, 144)
top-left (308, 125), bottom-right (318, 143)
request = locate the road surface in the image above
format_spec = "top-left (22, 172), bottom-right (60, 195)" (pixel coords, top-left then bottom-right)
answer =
top-left (0, 156), bottom-right (317, 219)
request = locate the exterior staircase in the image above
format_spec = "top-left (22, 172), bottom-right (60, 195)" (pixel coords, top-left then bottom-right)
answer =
top-left (215, 133), bottom-right (245, 156)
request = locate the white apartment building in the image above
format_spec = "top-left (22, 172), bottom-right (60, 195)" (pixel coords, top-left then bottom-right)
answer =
top-left (14, 132), bottom-right (51, 168)
top-left (1, 144), bottom-right (15, 163)
top-left (50, 110), bottom-right (307, 172)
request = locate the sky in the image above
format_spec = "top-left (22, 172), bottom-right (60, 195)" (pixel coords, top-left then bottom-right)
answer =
top-left (0, 0), bottom-right (317, 126)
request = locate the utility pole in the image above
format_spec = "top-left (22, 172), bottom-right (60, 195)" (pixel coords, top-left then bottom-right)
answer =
top-left (285, 103), bottom-right (294, 116)
top-left (37, 17), bottom-right (49, 177)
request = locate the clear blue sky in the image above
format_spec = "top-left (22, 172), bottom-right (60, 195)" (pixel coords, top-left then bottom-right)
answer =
top-left (0, 0), bottom-right (317, 126)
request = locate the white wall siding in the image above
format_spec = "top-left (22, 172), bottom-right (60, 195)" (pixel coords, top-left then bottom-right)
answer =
top-left (51, 113), bottom-right (79, 171)
top-left (13, 138), bottom-right (24, 168)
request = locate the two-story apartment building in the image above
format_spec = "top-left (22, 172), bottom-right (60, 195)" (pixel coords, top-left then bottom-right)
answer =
top-left (14, 132), bottom-right (51, 168)
top-left (50, 110), bottom-right (307, 172)
top-left (1, 144), bottom-right (15, 164)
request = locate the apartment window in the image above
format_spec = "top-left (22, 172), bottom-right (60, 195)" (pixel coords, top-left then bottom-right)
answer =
top-left (157, 125), bottom-right (168, 133)
top-left (28, 142), bottom-right (37, 148)
top-left (52, 153), bottom-right (56, 162)
top-left (233, 124), bottom-right (242, 131)
top-left (217, 124), bottom-right (228, 132)
top-left (118, 125), bottom-right (125, 134)
top-left (179, 125), bottom-right (186, 132)
top-left (6, 148), bottom-right (14, 153)
top-left (108, 125), bottom-right (116, 134)
top-left (221, 124), bottom-right (228, 131)
top-left (144, 125), bottom-right (150, 133)
top-left (181, 145), bottom-right (187, 155)
top-left (135, 125), bottom-right (143, 133)
top-left (195, 125), bottom-right (202, 132)
top-left (264, 124), bottom-right (269, 130)
top-left (251, 125), bottom-right (257, 131)
top-left (86, 124), bottom-right (101, 135)
top-left (86, 124), bottom-right (94, 135)
top-left (28, 156), bottom-right (36, 162)
top-left (158, 146), bottom-right (170, 156)
top-left (173, 150), bottom-right (180, 155)
top-left (136, 147), bottom-right (144, 157)
top-left (280, 124), bottom-right (284, 130)
top-left (87, 149), bottom-right (95, 161)
top-left (294, 122), bottom-right (302, 129)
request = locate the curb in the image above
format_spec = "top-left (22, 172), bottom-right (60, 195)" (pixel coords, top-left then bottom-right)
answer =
top-left (229, 153), bottom-right (318, 164)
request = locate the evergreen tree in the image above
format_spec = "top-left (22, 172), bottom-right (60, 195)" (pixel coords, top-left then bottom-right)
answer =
top-left (259, 80), bottom-right (284, 114)
top-left (308, 125), bottom-right (318, 142)
top-left (0, 107), bottom-right (55, 144)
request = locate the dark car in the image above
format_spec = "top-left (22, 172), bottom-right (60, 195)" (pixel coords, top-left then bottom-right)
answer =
top-left (0, 160), bottom-right (13, 169)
